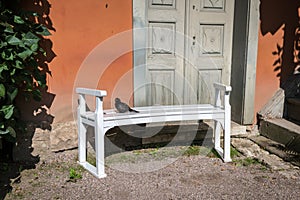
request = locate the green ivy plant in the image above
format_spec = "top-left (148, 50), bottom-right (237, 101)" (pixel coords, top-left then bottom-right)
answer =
top-left (0, 1), bottom-right (51, 142)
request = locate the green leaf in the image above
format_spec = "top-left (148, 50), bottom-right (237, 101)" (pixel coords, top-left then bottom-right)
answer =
top-left (15, 60), bottom-right (23, 69)
top-left (14, 15), bottom-right (25, 24)
top-left (17, 49), bottom-right (33, 60)
top-left (0, 41), bottom-right (7, 48)
top-left (36, 25), bottom-right (51, 36)
top-left (0, 105), bottom-right (14, 119)
top-left (4, 25), bottom-right (14, 33)
top-left (0, 63), bottom-right (8, 71)
top-left (0, 129), bottom-right (9, 135)
top-left (0, 84), bottom-right (5, 98)
top-left (7, 35), bottom-right (21, 46)
top-left (10, 68), bottom-right (16, 76)
top-left (7, 126), bottom-right (16, 138)
top-left (24, 31), bottom-right (40, 40)
top-left (23, 32), bottom-right (40, 47)
top-left (0, 22), bottom-right (14, 33)
top-left (8, 88), bottom-right (18, 102)
top-left (30, 43), bottom-right (38, 51)
top-left (2, 50), bottom-right (14, 60)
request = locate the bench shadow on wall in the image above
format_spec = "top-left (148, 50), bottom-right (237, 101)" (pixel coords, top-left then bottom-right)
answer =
top-left (0, 0), bottom-right (56, 199)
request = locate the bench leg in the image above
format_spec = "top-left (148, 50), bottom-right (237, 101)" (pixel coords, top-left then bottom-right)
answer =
top-left (223, 111), bottom-right (232, 162)
top-left (214, 121), bottom-right (221, 151)
top-left (78, 115), bottom-right (87, 164)
top-left (94, 123), bottom-right (107, 178)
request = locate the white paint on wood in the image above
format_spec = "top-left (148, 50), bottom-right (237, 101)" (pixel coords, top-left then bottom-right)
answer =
top-left (134, 0), bottom-right (235, 108)
top-left (151, 0), bottom-right (175, 7)
top-left (185, 0), bottom-right (235, 105)
top-left (201, 0), bottom-right (225, 10)
top-left (146, 0), bottom-right (186, 105)
top-left (76, 83), bottom-right (232, 178)
top-left (198, 70), bottom-right (221, 104)
top-left (200, 24), bottom-right (224, 55)
top-left (149, 22), bottom-right (175, 54)
top-left (134, 0), bottom-right (259, 125)
top-left (149, 69), bottom-right (175, 105)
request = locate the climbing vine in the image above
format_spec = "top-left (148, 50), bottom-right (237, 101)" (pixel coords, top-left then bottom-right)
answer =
top-left (0, 1), bottom-right (51, 142)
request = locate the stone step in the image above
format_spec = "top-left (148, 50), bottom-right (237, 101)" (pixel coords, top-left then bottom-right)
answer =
top-left (249, 135), bottom-right (300, 167)
top-left (286, 97), bottom-right (300, 124)
top-left (259, 118), bottom-right (300, 153)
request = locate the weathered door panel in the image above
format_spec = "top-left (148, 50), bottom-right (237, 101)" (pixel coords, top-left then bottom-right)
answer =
top-left (146, 0), bottom-right (186, 105)
top-left (134, 0), bottom-right (235, 106)
top-left (185, 0), bottom-right (235, 104)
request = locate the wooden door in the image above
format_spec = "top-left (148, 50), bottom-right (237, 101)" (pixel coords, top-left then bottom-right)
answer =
top-left (133, 0), bottom-right (235, 106)
top-left (145, 0), bottom-right (186, 105)
top-left (185, 0), bottom-right (235, 104)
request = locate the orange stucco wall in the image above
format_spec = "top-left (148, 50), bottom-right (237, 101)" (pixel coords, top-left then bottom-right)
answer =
top-left (46, 0), bottom-right (290, 124)
top-left (24, 1), bottom-right (297, 125)
top-left (48, 0), bottom-right (133, 122)
top-left (254, 29), bottom-right (283, 117)
top-left (255, 2), bottom-right (300, 119)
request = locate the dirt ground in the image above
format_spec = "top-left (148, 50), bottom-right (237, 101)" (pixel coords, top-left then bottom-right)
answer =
top-left (1, 145), bottom-right (300, 200)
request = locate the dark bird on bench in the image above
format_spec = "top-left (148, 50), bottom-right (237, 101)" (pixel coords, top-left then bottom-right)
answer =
top-left (115, 98), bottom-right (139, 113)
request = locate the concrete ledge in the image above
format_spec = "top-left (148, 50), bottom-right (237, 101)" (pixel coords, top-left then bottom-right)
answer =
top-left (249, 135), bottom-right (300, 167)
top-left (286, 97), bottom-right (300, 123)
top-left (259, 118), bottom-right (300, 153)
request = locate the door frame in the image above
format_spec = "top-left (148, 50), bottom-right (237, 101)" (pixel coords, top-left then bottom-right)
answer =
top-left (132, 0), bottom-right (260, 125)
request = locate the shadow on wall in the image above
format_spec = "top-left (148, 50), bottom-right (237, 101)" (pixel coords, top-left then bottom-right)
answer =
top-left (260, 0), bottom-right (300, 120)
top-left (260, 0), bottom-right (300, 85)
top-left (0, 1), bottom-right (56, 199)
top-left (17, 0), bottom-right (57, 130)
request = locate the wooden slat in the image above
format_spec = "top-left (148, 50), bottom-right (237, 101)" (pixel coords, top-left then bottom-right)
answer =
top-left (76, 88), bottom-right (107, 97)
top-left (81, 117), bottom-right (95, 127)
top-left (104, 109), bottom-right (224, 121)
top-left (104, 112), bottom-right (225, 128)
top-left (103, 105), bottom-right (222, 118)
top-left (213, 82), bottom-right (232, 92)
top-left (132, 104), bottom-right (214, 111)
top-left (82, 105), bottom-right (224, 123)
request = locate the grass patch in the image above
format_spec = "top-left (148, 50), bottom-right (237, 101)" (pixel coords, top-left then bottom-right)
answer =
top-left (86, 153), bottom-right (97, 166)
top-left (241, 157), bottom-right (261, 166)
top-left (207, 148), bottom-right (220, 158)
top-left (133, 147), bottom-right (160, 156)
top-left (230, 147), bottom-right (241, 158)
top-left (183, 145), bottom-right (219, 158)
top-left (183, 145), bottom-right (242, 159)
top-left (95, 146), bottom-right (246, 166)
top-left (68, 167), bottom-right (83, 182)
top-left (183, 146), bottom-right (200, 156)
top-left (234, 157), bottom-right (262, 167)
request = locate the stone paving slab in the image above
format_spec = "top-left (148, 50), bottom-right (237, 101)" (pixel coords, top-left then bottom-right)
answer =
top-left (231, 136), bottom-right (299, 179)
top-left (249, 135), bottom-right (300, 167)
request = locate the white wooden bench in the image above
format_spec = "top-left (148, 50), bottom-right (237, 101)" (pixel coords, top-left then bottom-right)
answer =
top-left (76, 83), bottom-right (232, 178)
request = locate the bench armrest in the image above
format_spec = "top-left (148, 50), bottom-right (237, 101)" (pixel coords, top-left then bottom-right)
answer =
top-left (213, 83), bottom-right (232, 93)
top-left (76, 87), bottom-right (107, 97)
top-left (213, 82), bottom-right (231, 109)
top-left (76, 87), bottom-right (106, 115)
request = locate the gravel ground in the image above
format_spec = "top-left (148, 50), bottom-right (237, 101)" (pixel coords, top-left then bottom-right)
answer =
top-left (2, 146), bottom-right (300, 200)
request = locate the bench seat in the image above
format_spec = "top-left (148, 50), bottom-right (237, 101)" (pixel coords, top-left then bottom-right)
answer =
top-left (80, 104), bottom-right (225, 128)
